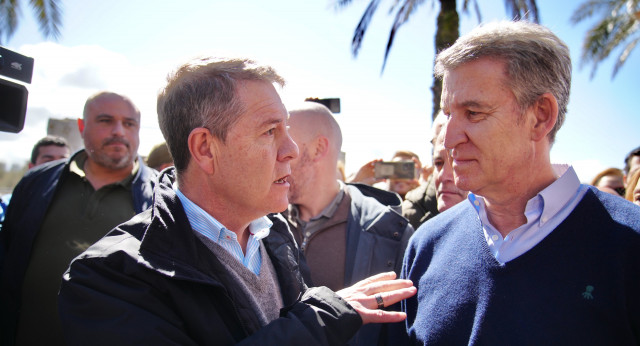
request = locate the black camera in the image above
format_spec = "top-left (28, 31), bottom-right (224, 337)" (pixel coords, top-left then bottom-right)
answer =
top-left (0, 46), bottom-right (34, 133)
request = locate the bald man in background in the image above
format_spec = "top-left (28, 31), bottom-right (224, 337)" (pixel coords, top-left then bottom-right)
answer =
top-left (285, 101), bottom-right (414, 345)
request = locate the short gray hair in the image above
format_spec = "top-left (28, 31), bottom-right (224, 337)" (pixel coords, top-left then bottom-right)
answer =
top-left (434, 21), bottom-right (571, 144)
top-left (157, 57), bottom-right (285, 173)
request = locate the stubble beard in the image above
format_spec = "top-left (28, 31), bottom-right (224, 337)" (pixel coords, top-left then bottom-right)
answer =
top-left (89, 149), bottom-right (134, 171)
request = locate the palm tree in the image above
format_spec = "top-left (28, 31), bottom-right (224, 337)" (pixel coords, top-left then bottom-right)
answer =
top-left (571, 0), bottom-right (640, 79)
top-left (0, 0), bottom-right (62, 44)
top-left (336, 0), bottom-right (539, 119)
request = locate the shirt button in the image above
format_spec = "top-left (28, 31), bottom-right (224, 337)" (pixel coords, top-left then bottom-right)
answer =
top-left (541, 216), bottom-right (548, 223)
top-left (305, 232), bottom-right (311, 237)
top-left (474, 200), bottom-right (480, 206)
top-left (491, 234), bottom-right (499, 241)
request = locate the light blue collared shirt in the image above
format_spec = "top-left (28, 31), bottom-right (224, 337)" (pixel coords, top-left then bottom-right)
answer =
top-left (469, 164), bottom-right (588, 264)
top-left (174, 185), bottom-right (271, 275)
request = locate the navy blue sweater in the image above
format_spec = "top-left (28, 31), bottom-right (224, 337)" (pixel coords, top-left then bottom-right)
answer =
top-left (402, 187), bottom-right (640, 345)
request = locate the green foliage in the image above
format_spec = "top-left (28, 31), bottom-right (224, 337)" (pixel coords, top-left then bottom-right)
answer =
top-left (571, 0), bottom-right (640, 78)
top-left (0, 0), bottom-right (62, 44)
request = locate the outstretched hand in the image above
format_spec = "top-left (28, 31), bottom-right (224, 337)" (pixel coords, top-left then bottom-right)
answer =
top-left (336, 272), bottom-right (416, 325)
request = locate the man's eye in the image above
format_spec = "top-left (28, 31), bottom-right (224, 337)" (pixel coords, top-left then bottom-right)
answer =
top-left (265, 128), bottom-right (275, 135)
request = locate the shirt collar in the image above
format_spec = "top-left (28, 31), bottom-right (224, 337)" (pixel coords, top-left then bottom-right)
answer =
top-left (174, 183), bottom-right (272, 243)
top-left (469, 164), bottom-right (581, 229)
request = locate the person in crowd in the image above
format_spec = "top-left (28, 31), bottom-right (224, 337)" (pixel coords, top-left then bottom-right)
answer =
top-left (623, 145), bottom-right (640, 188)
top-left (625, 169), bottom-right (640, 207)
top-left (28, 135), bottom-right (71, 168)
top-left (346, 158), bottom-right (385, 186)
top-left (387, 150), bottom-right (421, 200)
top-left (0, 91), bottom-right (157, 346)
top-left (0, 136), bottom-right (70, 228)
top-left (146, 141), bottom-right (173, 171)
top-left (58, 57), bottom-right (416, 345)
top-left (285, 101), bottom-right (414, 345)
top-left (431, 118), bottom-right (468, 212)
top-left (402, 171), bottom-right (438, 230)
top-left (402, 21), bottom-right (640, 344)
top-left (590, 167), bottom-right (625, 196)
top-left (402, 112), bottom-right (447, 229)
top-left (346, 151), bottom-right (421, 201)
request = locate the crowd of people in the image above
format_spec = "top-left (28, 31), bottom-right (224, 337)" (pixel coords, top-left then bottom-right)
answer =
top-left (0, 20), bottom-right (639, 345)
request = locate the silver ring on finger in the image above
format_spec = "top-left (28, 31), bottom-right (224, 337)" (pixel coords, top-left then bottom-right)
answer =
top-left (375, 293), bottom-right (384, 309)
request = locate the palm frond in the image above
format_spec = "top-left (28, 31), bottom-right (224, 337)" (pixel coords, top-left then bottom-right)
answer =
top-left (613, 34), bottom-right (639, 76)
top-left (381, 0), bottom-right (424, 73)
top-left (351, 0), bottom-right (381, 57)
top-left (334, 0), bottom-right (357, 9)
top-left (578, 0), bottom-right (640, 78)
top-left (571, 0), bottom-right (610, 24)
top-left (504, 0), bottom-right (540, 22)
top-left (28, 0), bottom-right (62, 40)
top-left (461, 0), bottom-right (482, 22)
top-left (0, 0), bottom-right (21, 44)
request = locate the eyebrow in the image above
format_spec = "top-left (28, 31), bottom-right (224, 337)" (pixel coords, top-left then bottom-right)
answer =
top-left (96, 114), bottom-right (139, 123)
top-left (460, 100), bottom-right (492, 110)
top-left (258, 117), bottom-right (284, 128)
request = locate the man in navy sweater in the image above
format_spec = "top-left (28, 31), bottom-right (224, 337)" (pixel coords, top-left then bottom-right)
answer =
top-left (402, 21), bottom-right (640, 344)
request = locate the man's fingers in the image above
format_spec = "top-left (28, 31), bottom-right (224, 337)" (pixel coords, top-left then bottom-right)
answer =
top-left (360, 278), bottom-right (414, 296)
top-left (358, 308), bottom-right (408, 325)
top-left (370, 286), bottom-right (416, 310)
top-left (352, 271), bottom-right (397, 287)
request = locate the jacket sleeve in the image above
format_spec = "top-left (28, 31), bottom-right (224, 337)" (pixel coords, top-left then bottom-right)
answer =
top-left (237, 286), bottom-right (362, 346)
top-left (58, 252), bottom-right (201, 346)
top-left (59, 251), bottom-right (362, 346)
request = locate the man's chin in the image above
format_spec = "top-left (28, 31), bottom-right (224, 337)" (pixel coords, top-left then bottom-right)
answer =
top-left (92, 152), bottom-right (135, 170)
top-left (266, 200), bottom-right (289, 215)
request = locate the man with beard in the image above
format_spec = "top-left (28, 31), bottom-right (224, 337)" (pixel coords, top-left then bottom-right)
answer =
top-left (0, 91), bottom-right (156, 345)
top-left (285, 101), bottom-right (414, 345)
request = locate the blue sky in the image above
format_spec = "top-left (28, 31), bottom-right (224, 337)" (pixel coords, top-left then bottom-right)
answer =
top-left (2, 0), bottom-right (639, 182)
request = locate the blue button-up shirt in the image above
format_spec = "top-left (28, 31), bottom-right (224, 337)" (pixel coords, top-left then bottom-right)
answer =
top-left (470, 164), bottom-right (588, 264)
top-left (175, 185), bottom-right (271, 275)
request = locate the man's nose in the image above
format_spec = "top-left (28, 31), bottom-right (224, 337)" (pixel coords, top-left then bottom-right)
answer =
top-left (111, 121), bottom-right (125, 136)
top-left (279, 133), bottom-right (299, 161)
top-left (443, 115), bottom-right (465, 151)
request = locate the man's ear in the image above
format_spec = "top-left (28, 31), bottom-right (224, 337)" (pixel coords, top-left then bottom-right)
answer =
top-left (530, 93), bottom-right (558, 142)
top-left (187, 127), bottom-right (216, 175)
top-left (312, 136), bottom-right (329, 162)
top-left (77, 118), bottom-right (85, 136)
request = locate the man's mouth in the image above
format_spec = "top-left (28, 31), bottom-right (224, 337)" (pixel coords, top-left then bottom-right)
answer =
top-left (275, 176), bottom-right (289, 184)
top-left (104, 138), bottom-right (129, 148)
